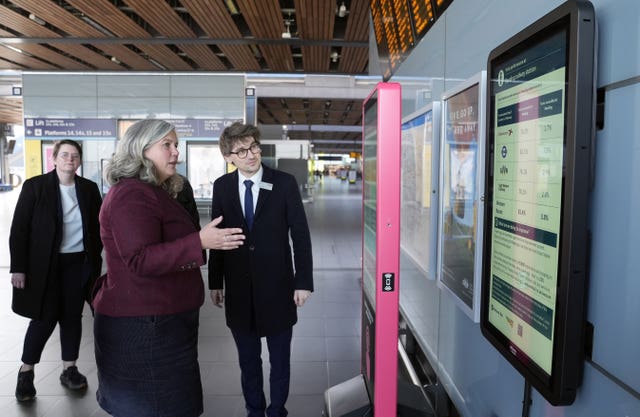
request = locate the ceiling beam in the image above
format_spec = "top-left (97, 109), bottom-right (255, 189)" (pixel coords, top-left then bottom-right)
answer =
top-left (0, 37), bottom-right (368, 47)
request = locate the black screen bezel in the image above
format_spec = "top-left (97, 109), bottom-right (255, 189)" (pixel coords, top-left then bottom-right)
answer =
top-left (480, 0), bottom-right (596, 406)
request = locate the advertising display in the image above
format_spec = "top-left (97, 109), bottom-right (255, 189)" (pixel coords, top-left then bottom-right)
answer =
top-left (480, 0), bottom-right (596, 405)
top-left (400, 102), bottom-right (441, 279)
top-left (437, 72), bottom-right (486, 322)
top-left (361, 82), bottom-right (401, 416)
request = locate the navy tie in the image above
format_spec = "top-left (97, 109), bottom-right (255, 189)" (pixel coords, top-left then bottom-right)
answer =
top-left (244, 180), bottom-right (254, 230)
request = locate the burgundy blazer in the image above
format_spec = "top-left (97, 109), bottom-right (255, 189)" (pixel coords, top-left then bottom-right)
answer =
top-left (94, 178), bottom-right (205, 317)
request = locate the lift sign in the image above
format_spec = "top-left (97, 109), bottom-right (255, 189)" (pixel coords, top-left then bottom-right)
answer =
top-left (382, 272), bottom-right (395, 292)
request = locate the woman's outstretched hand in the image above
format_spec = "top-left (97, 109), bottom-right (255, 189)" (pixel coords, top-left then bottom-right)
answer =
top-left (199, 216), bottom-right (245, 250)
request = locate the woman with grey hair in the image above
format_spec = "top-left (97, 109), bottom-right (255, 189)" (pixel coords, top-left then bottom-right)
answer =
top-left (93, 119), bottom-right (245, 417)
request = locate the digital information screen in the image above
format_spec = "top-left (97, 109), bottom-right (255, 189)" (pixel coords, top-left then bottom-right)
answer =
top-left (363, 95), bottom-right (379, 309)
top-left (400, 102), bottom-right (441, 279)
top-left (481, 0), bottom-right (595, 405)
top-left (487, 29), bottom-right (567, 377)
top-left (370, 0), bottom-right (452, 80)
top-left (438, 72), bottom-right (486, 322)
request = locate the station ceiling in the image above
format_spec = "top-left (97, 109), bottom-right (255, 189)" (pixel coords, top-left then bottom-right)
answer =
top-left (0, 0), bottom-right (372, 153)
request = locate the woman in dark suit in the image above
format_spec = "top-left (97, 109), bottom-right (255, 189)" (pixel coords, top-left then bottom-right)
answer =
top-left (9, 139), bottom-right (103, 402)
top-left (93, 119), bottom-right (244, 417)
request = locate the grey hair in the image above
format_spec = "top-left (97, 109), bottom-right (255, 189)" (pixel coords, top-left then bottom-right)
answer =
top-left (105, 119), bottom-right (184, 197)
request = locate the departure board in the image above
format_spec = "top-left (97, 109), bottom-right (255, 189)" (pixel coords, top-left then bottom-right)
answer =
top-left (434, 0), bottom-right (453, 15)
top-left (370, 0), bottom-right (452, 80)
top-left (410, 0), bottom-right (435, 39)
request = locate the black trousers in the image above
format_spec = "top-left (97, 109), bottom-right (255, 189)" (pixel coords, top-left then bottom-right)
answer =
top-left (231, 327), bottom-right (293, 417)
top-left (21, 252), bottom-right (88, 365)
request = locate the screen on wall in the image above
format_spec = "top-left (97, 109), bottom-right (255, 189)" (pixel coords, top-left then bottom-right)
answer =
top-left (480, 0), bottom-right (595, 406)
top-left (438, 72), bottom-right (486, 322)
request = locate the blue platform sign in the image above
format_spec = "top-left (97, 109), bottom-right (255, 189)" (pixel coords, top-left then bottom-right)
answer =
top-left (24, 118), bottom-right (117, 139)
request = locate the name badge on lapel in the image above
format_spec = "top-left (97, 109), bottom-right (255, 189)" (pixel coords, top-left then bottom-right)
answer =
top-left (259, 181), bottom-right (273, 191)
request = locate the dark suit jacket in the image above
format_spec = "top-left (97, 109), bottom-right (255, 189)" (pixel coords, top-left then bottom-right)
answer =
top-left (176, 176), bottom-right (201, 231)
top-left (208, 164), bottom-right (313, 336)
top-left (9, 170), bottom-right (103, 319)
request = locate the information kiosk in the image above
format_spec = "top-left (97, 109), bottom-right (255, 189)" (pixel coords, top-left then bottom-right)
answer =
top-left (480, 0), bottom-right (596, 406)
top-left (361, 82), bottom-right (402, 417)
top-left (324, 82), bottom-right (402, 417)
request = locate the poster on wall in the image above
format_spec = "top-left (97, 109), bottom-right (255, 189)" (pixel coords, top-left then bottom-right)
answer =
top-left (187, 143), bottom-right (225, 199)
top-left (400, 102), bottom-right (441, 279)
top-left (437, 72), bottom-right (486, 322)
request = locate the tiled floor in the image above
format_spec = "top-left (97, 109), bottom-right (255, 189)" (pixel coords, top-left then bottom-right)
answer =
top-left (0, 176), bottom-right (363, 417)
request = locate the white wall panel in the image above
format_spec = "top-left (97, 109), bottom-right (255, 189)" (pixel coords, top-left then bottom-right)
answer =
top-left (23, 97), bottom-right (98, 118)
top-left (593, 0), bottom-right (640, 85)
top-left (23, 74), bottom-right (97, 97)
top-left (170, 74), bottom-right (244, 97)
top-left (587, 82), bottom-right (640, 393)
top-left (97, 97), bottom-right (171, 119)
top-left (170, 98), bottom-right (244, 119)
top-left (97, 75), bottom-right (171, 97)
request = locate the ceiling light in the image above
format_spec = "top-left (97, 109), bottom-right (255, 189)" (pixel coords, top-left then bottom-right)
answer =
top-left (282, 18), bottom-right (292, 39)
top-left (224, 0), bottom-right (239, 15)
top-left (110, 56), bottom-right (121, 64)
top-left (4, 44), bottom-right (24, 54)
top-left (330, 51), bottom-right (340, 63)
top-left (148, 58), bottom-right (167, 70)
top-left (28, 13), bottom-right (46, 25)
top-left (81, 16), bottom-right (115, 36)
top-left (337, 2), bottom-right (348, 18)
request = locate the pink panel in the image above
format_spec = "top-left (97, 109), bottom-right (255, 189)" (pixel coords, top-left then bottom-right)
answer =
top-left (364, 82), bottom-right (402, 416)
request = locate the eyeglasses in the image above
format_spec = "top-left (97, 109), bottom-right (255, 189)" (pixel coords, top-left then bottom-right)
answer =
top-left (58, 152), bottom-right (81, 161)
top-left (229, 142), bottom-right (261, 159)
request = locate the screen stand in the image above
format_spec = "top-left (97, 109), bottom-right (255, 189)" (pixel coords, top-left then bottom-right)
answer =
top-left (324, 374), bottom-right (371, 417)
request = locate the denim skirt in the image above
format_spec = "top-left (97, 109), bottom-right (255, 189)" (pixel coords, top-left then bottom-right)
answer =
top-left (94, 309), bottom-right (203, 417)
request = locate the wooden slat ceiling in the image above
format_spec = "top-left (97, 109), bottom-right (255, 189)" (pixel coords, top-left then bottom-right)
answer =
top-left (0, 0), bottom-right (370, 152)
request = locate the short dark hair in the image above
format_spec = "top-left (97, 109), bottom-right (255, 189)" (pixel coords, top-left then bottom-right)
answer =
top-left (53, 139), bottom-right (82, 158)
top-left (219, 122), bottom-right (261, 156)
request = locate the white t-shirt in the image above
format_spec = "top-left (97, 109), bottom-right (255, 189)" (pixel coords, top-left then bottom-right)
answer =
top-left (59, 183), bottom-right (85, 253)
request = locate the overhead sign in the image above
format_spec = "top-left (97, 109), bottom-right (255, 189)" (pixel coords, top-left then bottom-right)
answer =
top-left (166, 118), bottom-right (241, 139)
top-left (24, 118), bottom-right (117, 139)
top-left (3, 124), bottom-right (14, 136)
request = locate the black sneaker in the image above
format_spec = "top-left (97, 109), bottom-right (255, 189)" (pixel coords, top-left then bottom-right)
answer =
top-left (15, 369), bottom-right (36, 402)
top-left (60, 366), bottom-right (87, 390)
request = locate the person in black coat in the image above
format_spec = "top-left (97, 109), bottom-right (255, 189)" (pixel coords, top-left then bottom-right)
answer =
top-left (176, 174), bottom-right (202, 231)
top-left (208, 122), bottom-right (313, 417)
top-left (9, 139), bottom-right (103, 402)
